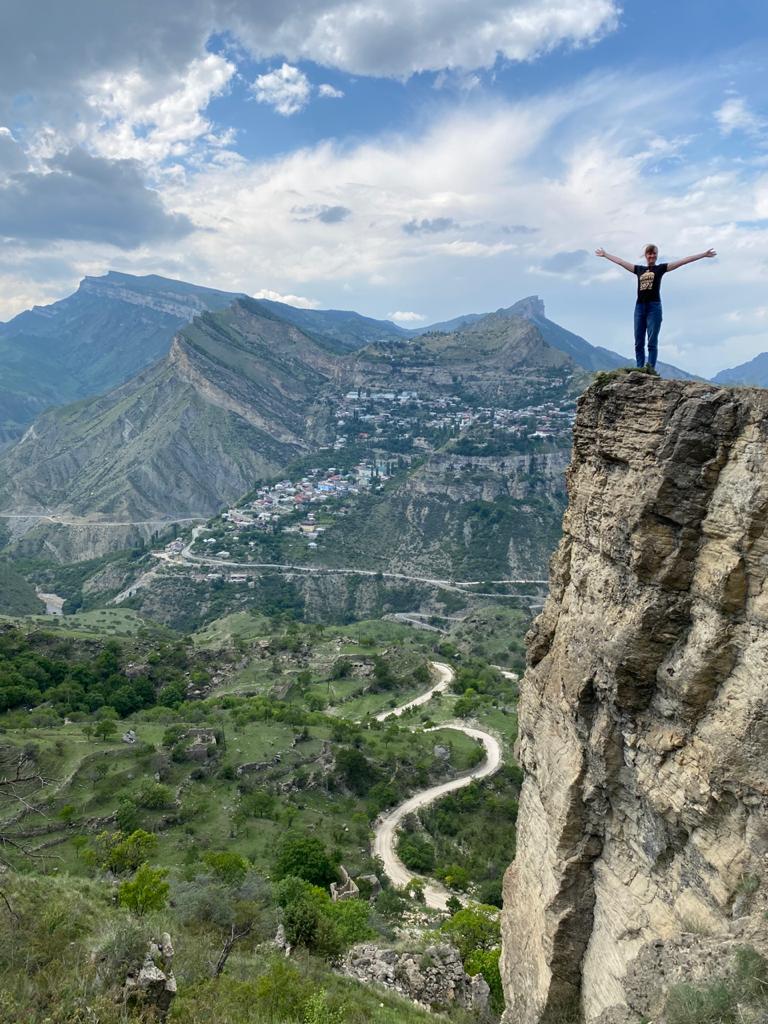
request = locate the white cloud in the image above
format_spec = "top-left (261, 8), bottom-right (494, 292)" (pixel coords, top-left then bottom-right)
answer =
top-left (0, 1), bottom-right (622, 115)
top-left (4, 64), bottom-right (768, 379)
top-left (232, 0), bottom-right (620, 77)
top-left (715, 96), bottom-right (766, 137)
top-left (0, 127), bottom-right (27, 176)
top-left (83, 54), bottom-right (236, 164)
top-left (388, 310), bottom-right (426, 323)
top-left (318, 83), bottom-right (344, 99)
top-left (253, 288), bottom-right (320, 308)
top-left (251, 63), bottom-right (311, 116)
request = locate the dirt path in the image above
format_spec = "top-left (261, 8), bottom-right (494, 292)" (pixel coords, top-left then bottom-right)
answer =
top-left (371, 662), bottom-right (504, 910)
top-left (374, 661), bottom-right (454, 722)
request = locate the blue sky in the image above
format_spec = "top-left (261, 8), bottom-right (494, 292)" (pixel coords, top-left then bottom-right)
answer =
top-left (1, 0), bottom-right (767, 376)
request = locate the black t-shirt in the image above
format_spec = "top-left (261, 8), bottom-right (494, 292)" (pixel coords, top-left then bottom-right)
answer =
top-left (634, 263), bottom-right (668, 303)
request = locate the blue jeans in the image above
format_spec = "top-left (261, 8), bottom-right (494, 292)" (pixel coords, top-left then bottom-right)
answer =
top-left (634, 302), bottom-right (662, 368)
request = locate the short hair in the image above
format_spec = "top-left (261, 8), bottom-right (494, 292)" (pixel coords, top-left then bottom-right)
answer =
top-left (644, 243), bottom-right (658, 255)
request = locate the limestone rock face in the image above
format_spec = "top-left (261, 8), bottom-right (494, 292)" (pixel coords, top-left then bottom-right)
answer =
top-left (500, 375), bottom-right (768, 1023)
top-left (342, 942), bottom-right (490, 1014)
top-left (123, 932), bottom-right (177, 1017)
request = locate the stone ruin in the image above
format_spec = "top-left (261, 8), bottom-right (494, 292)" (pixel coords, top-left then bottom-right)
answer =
top-left (181, 728), bottom-right (218, 762)
top-left (330, 864), bottom-right (359, 902)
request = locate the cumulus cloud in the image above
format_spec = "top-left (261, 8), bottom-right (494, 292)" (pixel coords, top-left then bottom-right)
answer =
top-left (0, 1), bottom-right (621, 113)
top-left (232, 0), bottom-right (621, 77)
top-left (251, 63), bottom-right (311, 116)
top-left (318, 83), bottom-right (344, 99)
top-left (253, 287), bottom-right (320, 308)
top-left (402, 217), bottom-right (459, 234)
top-left (84, 53), bottom-right (236, 164)
top-left (388, 310), bottom-right (427, 323)
top-left (0, 148), bottom-right (193, 248)
top-left (715, 96), bottom-right (766, 137)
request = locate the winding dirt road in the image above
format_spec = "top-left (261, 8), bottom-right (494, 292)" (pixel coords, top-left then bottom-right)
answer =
top-left (374, 661), bottom-right (454, 722)
top-left (372, 662), bottom-right (503, 910)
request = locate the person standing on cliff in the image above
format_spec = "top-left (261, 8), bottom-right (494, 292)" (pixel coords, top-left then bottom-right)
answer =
top-left (594, 244), bottom-right (716, 371)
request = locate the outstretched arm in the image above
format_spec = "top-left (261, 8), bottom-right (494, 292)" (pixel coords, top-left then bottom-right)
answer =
top-left (595, 248), bottom-right (635, 272)
top-left (666, 248), bottom-right (717, 272)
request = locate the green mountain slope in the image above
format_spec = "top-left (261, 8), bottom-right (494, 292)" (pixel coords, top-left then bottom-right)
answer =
top-left (0, 272), bottom-right (245, 442)
top-left (0, 562), bottom-right (44, 614)
top-left (306, 450), bottom-right (569, 580)
top-left (0, 299), bottom-right (582, 569)
top-left (0, 300), bottom-right (337, 520)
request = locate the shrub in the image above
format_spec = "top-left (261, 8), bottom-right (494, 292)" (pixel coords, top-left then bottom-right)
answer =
top-left (135, 781), bottom-right (173, 809)
top-left (439, 904), bottom-right (500, 961)
top-left (91, 917), bottom-right (148, 982)
top-left (115, 798), bottom-right (140, 832)
top-left (465, 948), bottom-right (504, 1015)
top-left (118, 863), bottom-right (169, 916)
top-left (397, 832), bottom-right (435, 873)
top-left (303, 989), bottom-right (345, 1024)
top-left (202, 851), bottom-right (250, 886)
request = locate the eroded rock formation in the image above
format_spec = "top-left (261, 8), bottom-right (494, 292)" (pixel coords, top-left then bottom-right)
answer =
top-left (342, 942), bottom-right (490, 1014)
top-left (501, 374), bottom-right (768, 1022)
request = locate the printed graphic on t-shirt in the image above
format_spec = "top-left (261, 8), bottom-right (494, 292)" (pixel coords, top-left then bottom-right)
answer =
top-left (639, 270), bottom-right (655, 292)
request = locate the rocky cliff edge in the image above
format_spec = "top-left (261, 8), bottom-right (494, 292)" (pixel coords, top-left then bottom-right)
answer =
top-left (500, 374), bottom-right (768, 1022)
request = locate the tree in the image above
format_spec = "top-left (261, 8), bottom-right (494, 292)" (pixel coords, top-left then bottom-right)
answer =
top-left (273, 833), bottom-right (338, 888)
top-left (175, 869), bottom-right (275, 977)
top-left (334, 747), bottom-right (378, 796)
top-left (397, 832), bottom-right (435, 873)
top-left (93, 719), bottom-right (117, 742)
top-left (89, 829), bottom-right (158, 874)
top-left (118, 863), bottom-right (169, 916)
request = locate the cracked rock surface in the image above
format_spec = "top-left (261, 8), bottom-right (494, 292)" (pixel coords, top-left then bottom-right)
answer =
top-left (500, 375), bottom-right (768, 1023)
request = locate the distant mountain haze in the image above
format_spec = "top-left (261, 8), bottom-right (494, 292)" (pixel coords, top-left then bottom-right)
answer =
top-left (712, 352), bottom-right (768, 388)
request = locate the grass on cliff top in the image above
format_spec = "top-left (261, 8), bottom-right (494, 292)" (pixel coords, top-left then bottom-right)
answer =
top-left (591, 365), bottom-right (661, 390)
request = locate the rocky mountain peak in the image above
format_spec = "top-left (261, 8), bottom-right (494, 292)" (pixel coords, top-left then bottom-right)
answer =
top-left (500, 374), bottom-right (768, 1023)
top-left (501, 295), bottom-right (546, 320)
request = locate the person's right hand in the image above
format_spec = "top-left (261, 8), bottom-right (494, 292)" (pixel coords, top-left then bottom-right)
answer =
top-left (595, 248), bottom-right (606, 257)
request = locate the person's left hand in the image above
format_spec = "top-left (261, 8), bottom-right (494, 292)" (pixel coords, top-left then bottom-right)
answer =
top-left (705, 248), bottom-right (717, 258)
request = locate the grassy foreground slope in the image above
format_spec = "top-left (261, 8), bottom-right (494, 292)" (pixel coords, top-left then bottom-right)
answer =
top-left (0, 609), bottom-right (526, 1022)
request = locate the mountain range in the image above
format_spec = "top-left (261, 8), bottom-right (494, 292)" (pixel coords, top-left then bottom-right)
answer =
top-left (0, 270), bottom-right (745, 568)
top-left (0, 271), bottom-right (700, 446)
top-left (0, 295), bottom-right (573, 524)
top-left (712, 351), bottom-right (768, 388)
